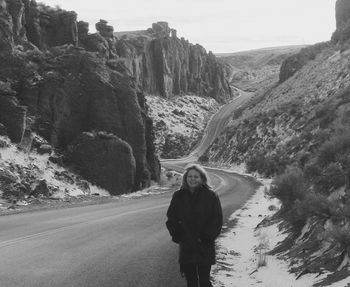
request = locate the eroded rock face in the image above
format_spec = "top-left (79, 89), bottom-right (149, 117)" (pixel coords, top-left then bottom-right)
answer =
top-left (335, 0), bottom-right (350, 29)
top-left (22, 0), bottom-right (78, 49)
top-left (68, 132), bottom-right (136, 195)
top-left (279, 42), bottom-right (330, 83)
top-left (14, 46), bottom-right (159, 191)
top-left (0, 0), bottom-right (161, 193)
top-left (5, 0), bottom-right (26, 43)
top-left (0, 0), bottom-right (14, 54)
top-left (332, 0), bottom-right (350, 43)
top-left (0, 93), bottom-right (26, 143)
top-left (115, 22), bottom-right (232, 103)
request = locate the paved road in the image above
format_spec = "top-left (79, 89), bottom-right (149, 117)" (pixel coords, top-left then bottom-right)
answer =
top-left (0, 90), bottom-right (258, 287)
top-left (171, 88), bottom-right (254, 162)
top-left (0, 171), bottom-right (257, 287)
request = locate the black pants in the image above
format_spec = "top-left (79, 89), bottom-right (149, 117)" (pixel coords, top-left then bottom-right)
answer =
top-left (181, 263), bottom-right (213, 287)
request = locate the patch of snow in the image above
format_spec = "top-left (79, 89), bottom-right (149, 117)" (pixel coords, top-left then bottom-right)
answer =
top-left (0, 135), bottom-right (110, 200)
top-left (121, 184), bottom-right (171, 199)
top-left (146, 94), bottom-right (220, 154)
top-left (212, 179), bottom-right (336, 287)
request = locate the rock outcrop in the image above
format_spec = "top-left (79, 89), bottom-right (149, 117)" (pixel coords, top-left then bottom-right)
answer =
top-left (0, 0), bottom-right (14, 54)
top-left (17, 46), bottom-right (159, 191)
top-left (5, 0), bottom-right (26, 43)
top-left (68, 132), bottom-right (136, 195)
top-left (331, 0), bottom-right (350, 43)
top-left (0, 83), bottom-right (26, 143)
top-left (115, 22), bottom-right (232, 103)
top-left (335, 0), bottom-right (350, 29)
top-left (0, 1), bottom-right (160, 194)
top-left (279, 42), bottom-right (330, 83)
top-left (22, 0), bottom-right (78, 49)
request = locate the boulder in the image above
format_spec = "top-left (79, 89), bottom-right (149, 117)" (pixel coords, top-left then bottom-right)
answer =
top-left (95, 19), bottom-right (114, 38)
top-left (76, 179), bottom-right (90, 194)
top-left (37, 144), bottom-right (52, 154)
top-left (67, 131), bottom-right (136, 195)
top-left (30, 179), bottom-right (50, 197)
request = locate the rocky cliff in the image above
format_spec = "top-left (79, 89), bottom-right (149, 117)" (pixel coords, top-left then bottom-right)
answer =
top-left (114, 22), bottom-right (232, 103)
top-left (0, 0), bottom-right (161, 195)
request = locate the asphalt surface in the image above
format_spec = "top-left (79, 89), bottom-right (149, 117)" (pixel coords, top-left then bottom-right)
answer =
top-left (0, 90), bottom-right (258, 287)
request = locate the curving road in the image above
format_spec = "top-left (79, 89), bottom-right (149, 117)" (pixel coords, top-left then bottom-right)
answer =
top-left (168, 88), bottom-right (254, 163)
top-left (0, 90), bottom-right (257, 287)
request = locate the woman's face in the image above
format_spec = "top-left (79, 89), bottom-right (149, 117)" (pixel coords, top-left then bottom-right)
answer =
top-left (186, 169), bottom-right (202, 190)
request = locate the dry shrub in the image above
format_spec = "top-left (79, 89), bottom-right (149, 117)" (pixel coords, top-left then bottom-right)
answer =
top-left (268, 166), bottom-right (305, 207)
top-left (317, 133), bottom-right (350, 167)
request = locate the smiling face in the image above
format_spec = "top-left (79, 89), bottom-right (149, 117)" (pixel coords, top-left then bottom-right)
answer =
top-left (186, 169), bottom-right (203, 191)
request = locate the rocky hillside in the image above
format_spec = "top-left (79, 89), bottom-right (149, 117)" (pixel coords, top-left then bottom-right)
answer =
top-left (146, 94), bottom-right (219, 158)
top-left (206, 0), bottom-right (350, 284)
top-left (0, 0), bottom-right (231, 198)
top-left (217, 45), bottom-right (305, 92)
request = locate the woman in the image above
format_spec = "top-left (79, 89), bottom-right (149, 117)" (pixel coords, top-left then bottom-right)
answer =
top-left (166, 164), bottom-right (223, 287)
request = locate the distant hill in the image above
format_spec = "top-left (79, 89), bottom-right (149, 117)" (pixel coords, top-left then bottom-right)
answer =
top-left (217, 45), bottom-right (307, 92)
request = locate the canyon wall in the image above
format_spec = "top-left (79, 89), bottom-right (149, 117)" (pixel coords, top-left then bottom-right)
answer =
top-left (0, 0), bottom-right (161, 194)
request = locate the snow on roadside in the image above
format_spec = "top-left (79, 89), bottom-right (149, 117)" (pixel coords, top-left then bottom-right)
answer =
top-left (212, 179), bottom-right (329, 287)
top-left (0, 135), bottom-right (109, 205)
top-left (0, 135), bottom-right (182, 211)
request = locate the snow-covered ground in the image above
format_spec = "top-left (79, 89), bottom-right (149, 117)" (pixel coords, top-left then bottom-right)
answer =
top-left (0, 136), bottom-right (180, 212)
top-left (212, 176), bottom-right (350, 287)
top-left (146, 94), bottom-right (220, 154)
top-left (0, 135), bottom-right (109, 210)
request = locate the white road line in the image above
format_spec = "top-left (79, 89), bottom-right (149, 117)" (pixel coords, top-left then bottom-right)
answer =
top-left (0, 203), bottom-right (169, 248)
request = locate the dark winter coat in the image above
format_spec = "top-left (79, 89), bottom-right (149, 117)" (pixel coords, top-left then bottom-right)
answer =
top-left (166, 186), bottom-right (223, 265)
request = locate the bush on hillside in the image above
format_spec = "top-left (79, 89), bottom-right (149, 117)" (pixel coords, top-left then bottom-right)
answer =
top-left (326, 224), bottom-right (350, 250)
top-left (268, 166), bottom-right (305, 208)
top-left (246, 149), bottom-right (290, 177)
top-left (313, 163), bottom-right (346, 195)
top-left (298, 193), bottom-right (336, 219)
top-left (198, 154), bottom-right (209, 164)
top-left (317, 133), bottom-right (350, 167)
top-left (315, 104), bottom-right (336, 129)
top-left (303, 162), bottom-right (322, 180)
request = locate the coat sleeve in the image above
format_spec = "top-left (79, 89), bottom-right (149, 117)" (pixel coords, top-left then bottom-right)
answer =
top-left (201, 193), bottom-right (223, 242)
top-left (166, 193), bottom-right (183, 243)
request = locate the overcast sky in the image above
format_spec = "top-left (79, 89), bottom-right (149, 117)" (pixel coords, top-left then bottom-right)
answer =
top-left (42, 0), bottom-right (337, 53)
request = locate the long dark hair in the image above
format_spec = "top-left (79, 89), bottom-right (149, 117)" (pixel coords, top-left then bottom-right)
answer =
top-left (181, 164), bottom-right (211, 190)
